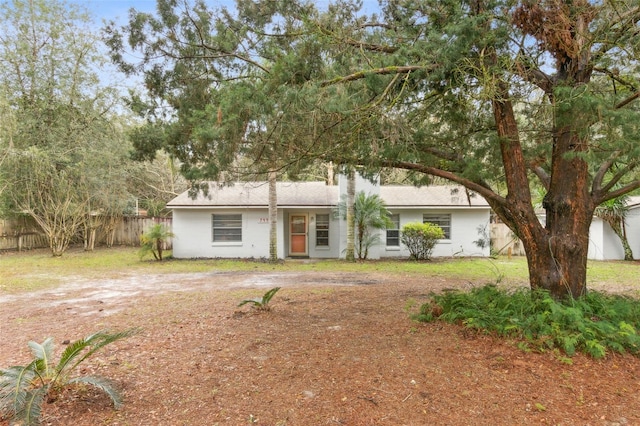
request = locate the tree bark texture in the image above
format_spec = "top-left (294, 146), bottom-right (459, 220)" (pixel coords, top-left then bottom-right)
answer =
top-left (490, 85), bottom-right (594, 299)
top-left (345, 169), bottom-right (356, 262)
top-left (268, 170), bottom-right (278, 262)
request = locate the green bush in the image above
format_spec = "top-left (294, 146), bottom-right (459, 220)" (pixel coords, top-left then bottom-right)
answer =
top-left (400, 222), bottom-right (444, 260)
top-left (415, 285), bottom-right (640, 358)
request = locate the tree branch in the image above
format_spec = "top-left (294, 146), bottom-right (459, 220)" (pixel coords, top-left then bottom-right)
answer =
top-left (321, 65), bottom-right (432, 87)
top-left (615, 91), bottom-right (640, 109)
top-left (377, 159), bottom-right (505, 206)
top-left (595, 180), bottom-right (640, 205)
top-left (591, 152), bottom-right (620, 193)
top-left (593, 67), bottom-right (637, 92)
top-left (598, 160), bottom-right (638, 195)
top-left (514, 59), bottom-right (554, 94)
top-left (531, 164), bottom-right (550, 190)
top-left (342, 37), bottom-right (397, 53)
top-left (591, 5), bottom-right (640, 63)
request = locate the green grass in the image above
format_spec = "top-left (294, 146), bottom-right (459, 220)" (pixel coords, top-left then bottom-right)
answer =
top-left (1, 246), bottom-right (639, 294)
top-left (586, 260), bottom-right (640, 286)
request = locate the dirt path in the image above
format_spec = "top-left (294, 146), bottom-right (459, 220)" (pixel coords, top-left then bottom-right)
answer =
top-left (1, 271), bottom-right (639, 425)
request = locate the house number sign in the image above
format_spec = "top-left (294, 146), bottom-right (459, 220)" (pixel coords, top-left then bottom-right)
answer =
top-left (258, 218), bottom-right (269, 223)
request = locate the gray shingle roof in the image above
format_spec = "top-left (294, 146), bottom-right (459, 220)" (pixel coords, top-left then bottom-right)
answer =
top-left (167, 182), bottom-right (339, 207)
top-left (627, 196), bottom-right (640, 208)
top-left (167, 182), bottom-right (489, 208)
top-left (380, 186), bottom-right (488, 207)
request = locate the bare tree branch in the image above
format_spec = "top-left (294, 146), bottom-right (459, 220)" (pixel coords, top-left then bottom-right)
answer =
top-left (598, 160), bottom-right (638, 195)
top-left (592, 152), bottom-right (621, 193)
top-left (615, 91), bottom-right (640, 109)
top-left (531, 165), bottom-right (550, 190)
top-left (596, 180), bottom-right (640, 205)
top-left (377, 159), bottom-right (504, 206)
top-left (321, 65), bottom-right (432, 87)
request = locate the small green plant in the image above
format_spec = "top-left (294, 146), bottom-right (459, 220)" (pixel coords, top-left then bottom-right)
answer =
top-left (139, 223), bottom-right (175, 261)
top-left (238, 287), bottom-right (281, 311)
top-left (400, 222), bottom-right (445, 260)
top-left (534, 402), bottom-right (547, 412)
top-left (416, 284), bottom-right (640, 359)
top-left (0, 328), bottom-right (139, 426)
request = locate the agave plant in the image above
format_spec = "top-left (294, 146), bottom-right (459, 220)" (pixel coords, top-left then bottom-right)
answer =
top-left (238, 287), bottom-right (281, 311)
top-left (0, 328), bottom-right (139, 426)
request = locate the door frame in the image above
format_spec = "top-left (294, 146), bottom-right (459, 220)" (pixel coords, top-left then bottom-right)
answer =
top-left (289, 213), bottom-right (308, 257)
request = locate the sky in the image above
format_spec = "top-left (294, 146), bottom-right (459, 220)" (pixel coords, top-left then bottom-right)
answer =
top-left (75, 0), bottom-right (381, 25)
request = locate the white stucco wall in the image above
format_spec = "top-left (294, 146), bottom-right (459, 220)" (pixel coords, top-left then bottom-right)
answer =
top-left (587, 218), bottom-right (605, 261)
top-left (592, 206), bottom-right (640, 261)
top-left (380, 208), bottom-right (491, 259)
top-left (601, 221), bottom-right (626, 260)
top-left (171, 208), bottom-right (285, 259)
top-left (172, 207), bottom-right (343, 259)
top-left (626, 207), bottom-right (640, 260)
top-left (336, 208), bottom-right (490, 260)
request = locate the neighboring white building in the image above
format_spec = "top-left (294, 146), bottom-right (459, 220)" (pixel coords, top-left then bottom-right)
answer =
top-left (588, 196), bottom-right (640, 260)
top-left (166, 175), bottom-right (491, 260)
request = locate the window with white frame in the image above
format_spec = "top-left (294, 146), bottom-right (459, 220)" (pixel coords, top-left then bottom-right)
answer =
top-left (423, 213), bottom-right (451, 239)
top-left (212, 214), bottom-right (242, 242)
top-left (316, 214), bottom-right (329, 246)
top-left (386, 214), bottom-right (400, 246)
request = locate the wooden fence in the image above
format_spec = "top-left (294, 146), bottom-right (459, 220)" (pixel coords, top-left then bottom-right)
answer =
top-left (490, 223), bottom-right (526, 256)
top-left (0, 216), bottom-right (172, 252)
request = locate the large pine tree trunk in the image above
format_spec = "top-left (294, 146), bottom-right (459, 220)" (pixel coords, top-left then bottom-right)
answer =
top-left (490, 83), bottom-right (593, 299)
top-left (518, 211), bottom-right (592, 299)
top-left (538, 129), bottom-right (594, 298)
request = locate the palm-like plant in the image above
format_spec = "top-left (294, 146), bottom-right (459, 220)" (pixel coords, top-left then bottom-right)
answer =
top-left (336, 191), bottom-right (393, 260)
top-left (0, 329), bottom-right (139, 426)
top-left (595, 195), bottom-right (633, 260)
top-left (139, 223), bottom-right (175, 261)
top-left (238, 287), bottom-right (281, 311)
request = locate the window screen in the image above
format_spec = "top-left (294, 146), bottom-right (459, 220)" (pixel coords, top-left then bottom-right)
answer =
top-left (316, 214), bottom-right (329, 246)
top-left (386, 214), bottom-right (400, 246)
top-left (212, 214), bottom-right (242, 242)
top-left (423, 214), bottom-right (451, 239)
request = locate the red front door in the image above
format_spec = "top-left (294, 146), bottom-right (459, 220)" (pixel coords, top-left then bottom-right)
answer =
top-left (289, 214), bottom-right (307, 256)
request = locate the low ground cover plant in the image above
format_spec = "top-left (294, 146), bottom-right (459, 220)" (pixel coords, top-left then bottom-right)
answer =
top-left (417, 285), bottom-right (640, 359)
top-left (238, 287), bottom-right (281, 311)
top-left (0, 328), bottom-right (139, 426)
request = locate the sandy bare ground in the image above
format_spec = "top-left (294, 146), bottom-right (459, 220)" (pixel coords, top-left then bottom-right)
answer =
top-left (1, 268), bottom-right (639, 425)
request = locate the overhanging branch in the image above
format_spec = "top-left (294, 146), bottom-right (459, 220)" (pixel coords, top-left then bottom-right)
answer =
top-left (615, 91), bottom-right (640, 109)
top-left (596, 180), bottom-right (640, 205)
top-left (321, 65), bottom-right (433, 87)
top-left (377, 159), bottom-right (505, 206)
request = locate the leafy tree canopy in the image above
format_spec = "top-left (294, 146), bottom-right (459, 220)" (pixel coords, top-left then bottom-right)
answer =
top-left (106, 0), bottom-right (640, 298)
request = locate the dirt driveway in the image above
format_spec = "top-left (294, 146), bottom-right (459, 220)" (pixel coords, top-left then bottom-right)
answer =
top-left (1, 269), bottom-right (639, 425)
